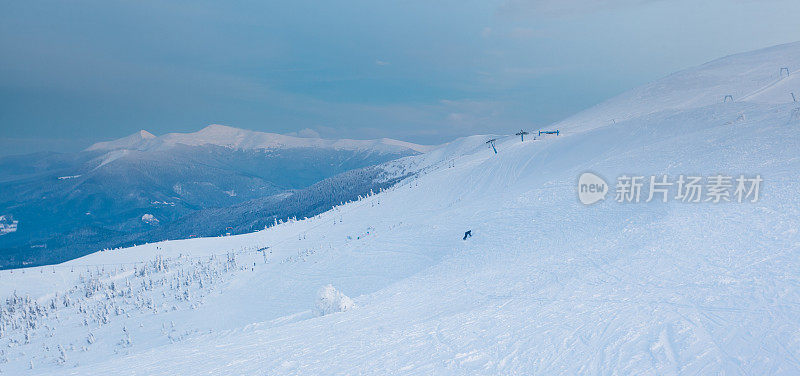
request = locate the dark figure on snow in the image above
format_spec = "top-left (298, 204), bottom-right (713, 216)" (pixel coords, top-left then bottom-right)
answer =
top-left (463, 230), bottom-right (472, 240)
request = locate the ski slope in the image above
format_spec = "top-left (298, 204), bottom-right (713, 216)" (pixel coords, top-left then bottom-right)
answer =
top-left (557, 41), bottom-right (800, 133)
top-left (2, 42), bottom-right (800, 375)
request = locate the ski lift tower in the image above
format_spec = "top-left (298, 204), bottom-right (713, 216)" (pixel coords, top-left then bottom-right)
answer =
top-left (515, 130), bottom-right (530, 142)
top-left (486, 138), bottom-right (498, 154)
top-left (538, 130), bottom-right (560, 137)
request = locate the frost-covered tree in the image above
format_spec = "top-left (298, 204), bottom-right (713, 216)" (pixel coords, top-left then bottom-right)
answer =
top-left (118, 326), bottom-right (132, 348)
top-left (57, 344), bottom-right (67, 365)
top-left (316, 285), bottom-right (355, 316)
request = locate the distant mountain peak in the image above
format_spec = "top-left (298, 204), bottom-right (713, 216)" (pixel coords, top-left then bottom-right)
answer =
top-left (86, 130), bottom-right (156, 151)
top-left (138, 130), bottom-right (157, 139)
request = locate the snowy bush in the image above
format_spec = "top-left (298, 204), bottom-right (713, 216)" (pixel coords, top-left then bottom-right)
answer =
top-left (315, 285), bottom-right (355, 316)
top-left (141, 214), bottom-right (159, 225)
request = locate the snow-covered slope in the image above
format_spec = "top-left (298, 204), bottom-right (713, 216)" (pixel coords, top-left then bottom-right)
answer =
top-left (2, 43), bottom-right (800, 375)
top-left (557, 41), bottom-right (800, 133)
top-left (87, 124), bottom-right (433, 154)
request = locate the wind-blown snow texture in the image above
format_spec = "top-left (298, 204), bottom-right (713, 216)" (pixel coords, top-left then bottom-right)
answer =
top-left (2, 42), bottom-right (800, 375)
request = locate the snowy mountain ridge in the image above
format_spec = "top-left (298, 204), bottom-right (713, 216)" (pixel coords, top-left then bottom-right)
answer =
top-left (87, 124), bottom-right (433, 154)
top-left (1, 42), bottom-right (799, 375)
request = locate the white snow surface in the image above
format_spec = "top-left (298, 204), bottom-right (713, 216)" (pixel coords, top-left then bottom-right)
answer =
top-left (86, 124), bottom-right (433, 154)
top-left (2, 42), bottom-right (800, 375)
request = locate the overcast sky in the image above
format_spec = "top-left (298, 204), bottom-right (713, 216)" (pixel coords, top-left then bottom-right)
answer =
top-left (2, 0), bottom-right (800, 154)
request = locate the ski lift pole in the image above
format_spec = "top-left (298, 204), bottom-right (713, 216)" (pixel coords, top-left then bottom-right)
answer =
top-left (486, 138), bottom-right (498, 154)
